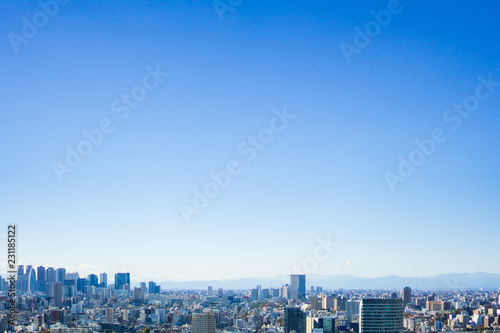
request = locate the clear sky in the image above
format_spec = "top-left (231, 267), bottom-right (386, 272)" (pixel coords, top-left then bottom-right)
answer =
top-left (1, 0), bottom-right (499, 282)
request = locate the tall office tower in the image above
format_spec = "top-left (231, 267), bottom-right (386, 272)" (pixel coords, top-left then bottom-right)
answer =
top-left (66, 272), bottom-right (79, 280)
top-left (207, 286), bottom-right (213, 296)
top-left (149, 281), bottom-right (157, 294)
top-left (37, 266), bottom-right (46, 281)
top-left (114, 273), bottom-right (130, 291)
top-left (77, 278), bottom-right (88, 293)
top-left (88, 274), bottom-right (98, 287)
top-left (290, 274), bottom-right (306, 299)
top-left (360, 299), bottom-right (404, 333)
top-left (26, 266), bottom-right (37, 292)
top-left (46, 268), bottom-right (56, 283)
top-left (105, 307), bottom-right (113, 323)
top-left (37, 266), bottom-right (46, 292)
top-left (284, 307), bottom-right (306, 333)
top-left (56, 268), bottom-right (66, 282)
top-left (140, 282), bottom-right (147, 293)
top-left (261, 288), bottom-right (269, 299)
top-left (192, 313), bottom-right (216, 333)
top-left (18, 265), bottom-right (24, 276)
top-left (53, 282), bottom-right (63, 306)
top-left (100, 273), bottom-right (107, 287)
top-left (218, 288), bottom-right (224, 297)
top-left (402, 287), bottom-right (412, 306)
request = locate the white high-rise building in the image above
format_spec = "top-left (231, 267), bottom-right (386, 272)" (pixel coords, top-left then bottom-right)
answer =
top-left (346, 300), bottom-right (360, 322)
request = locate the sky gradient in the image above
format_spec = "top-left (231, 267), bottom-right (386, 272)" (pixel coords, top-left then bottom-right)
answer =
top-left (1, 0), bottom-right (499, 282)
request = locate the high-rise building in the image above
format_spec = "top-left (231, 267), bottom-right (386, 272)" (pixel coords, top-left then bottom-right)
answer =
top-left (140, 282), bottom-right (147, 293)
top-left (56, 268), bottom-right (66, 282)
top-left (359, 298), bottom-right (404, 333)
top-left (100, 273), bottom-right (107, 287)
top-left (77, 278), bottom-right (87, 293)
top-left (17, 265), bottom-right (24, 276)
top-left (290, 274), bottom-right (306, 299)
top-left (37, 266), bottom-right (46, 281)
top-left (53, 282), bottom-right (63, 306)
top-left (346, 300), bottom-right (361, 322)
top-left (402, 287), bottom-right (412, 306)
top-left (114, 273), bottom-right (130, 291)
top-left (207, 286), bottom-right (213, 296)
top-left (149, 281), bottom-right (157, 294)
top-left (46, 268), bottom-right (56, 283)
top-left (192, 313), bottom-right (216, 333)
top-left (88, 274), bottom-right (98, 287)
top-left (37, 266), bottom-right (47, 292)
top-left (284, 307), bottom-right (306, 333)
top-left (25, 266), bottom-right (37, 292)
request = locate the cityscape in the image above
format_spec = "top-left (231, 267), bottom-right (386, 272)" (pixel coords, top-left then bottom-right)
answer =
top-left (2, 1), bottom-right (500, 333)
top-left (1, 268), bottom-right (500, 333)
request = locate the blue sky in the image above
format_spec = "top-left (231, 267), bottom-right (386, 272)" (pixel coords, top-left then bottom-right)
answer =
top-left (1, 0), bottom-right (499, 283)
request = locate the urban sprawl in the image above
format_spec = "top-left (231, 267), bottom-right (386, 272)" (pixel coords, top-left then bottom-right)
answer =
top-left (1, 267), bottom-right (500, 333)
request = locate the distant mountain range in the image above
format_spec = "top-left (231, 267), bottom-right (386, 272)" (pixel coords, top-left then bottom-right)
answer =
top-left (146, 273), bottom-right (500, 290)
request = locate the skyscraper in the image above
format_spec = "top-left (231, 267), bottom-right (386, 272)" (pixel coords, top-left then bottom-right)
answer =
top-left (149, 281), bottom-right (157, 294)
top-left (37, 266), bottom-right (46, 281)
top-left (46, 268), bottom-right (56, 283)
top-left (56, 268), bottom-right (66, 282)
top-left (88, 274), bottom-right (98, 287)
top-left (402, 287), bottom-right (412, 306)
top-left (37, 266), bottom-right (46, 292)
top-left (359, 298), bottom-right (404, 333)
top-left (284, 307), bottom-right (306, 333)
top-left (114, 273), bottom-right (130, 291)
top-left (192, 313), bottom-right (216, 333)
top-left (290, 274), bottom-right (306, 299)
top-left (53, 282), bottom-right (63, 306)
top-left (26, 266), bottom-right (37, 292)
top-left (100, 273), bottom-right (107, 287)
